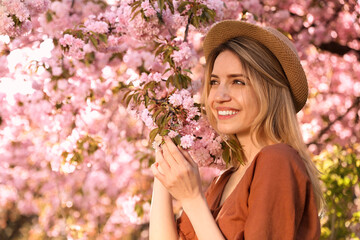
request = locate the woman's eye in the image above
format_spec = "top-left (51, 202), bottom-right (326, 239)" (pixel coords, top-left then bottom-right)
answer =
top-left (209, 80), bottom-right (218, 86)
top-left (233, 79), bottom-right (245, 85)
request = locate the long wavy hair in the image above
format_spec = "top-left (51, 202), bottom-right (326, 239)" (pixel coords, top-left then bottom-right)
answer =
top-left (202, 36), bottom-right (324, 210)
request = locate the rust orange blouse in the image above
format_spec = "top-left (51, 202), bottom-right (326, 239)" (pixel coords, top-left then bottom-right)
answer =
top-left (177, 143), bottom-right (320, 240)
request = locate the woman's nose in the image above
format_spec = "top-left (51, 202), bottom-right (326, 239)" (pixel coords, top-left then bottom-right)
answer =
top-left (214, 85), bottom-right (231, 102)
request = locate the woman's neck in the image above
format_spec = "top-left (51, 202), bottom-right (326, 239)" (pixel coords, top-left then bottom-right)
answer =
top-left (236, 133), bottom-right (266, 163)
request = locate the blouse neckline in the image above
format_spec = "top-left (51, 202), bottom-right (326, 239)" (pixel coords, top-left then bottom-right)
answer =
top-left (210, 143), bottom-right (292, 214)
top-left (211, 144), bottom-right (277, 212)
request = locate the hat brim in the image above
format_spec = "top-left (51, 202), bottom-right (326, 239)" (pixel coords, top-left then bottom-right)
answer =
top-left (203, 20), bottom-right (308, 113)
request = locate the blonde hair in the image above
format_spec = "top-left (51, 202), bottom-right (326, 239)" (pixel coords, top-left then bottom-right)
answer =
top-left (202, 36), bottom-right (324, 210)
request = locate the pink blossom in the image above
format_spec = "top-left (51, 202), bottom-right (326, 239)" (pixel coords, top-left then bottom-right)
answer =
top-left (168, 130), bottom-right (178, 138)
top-left (204, 0), bottom-right (225, 19)
top-left (169, 92), bottom-right (183, 106)
top-left (3, 0), bottom-right (30, 22)
top-left (24, 0), bottom-right (51, 15)
top-left (172, 42), bottom-right (196, 69)
top-left (100, 11), bottom-right (117, 24)
top-left (289, 3), bottom-right (305, 16)
top-left (85, 19), bottom-right (109, 33)
top-left (0, 56), bottom-right (9, 77)
top-left (182, 95), bottom-right (194, 109)
top-left (59, 34), bottom-right (75, 46)
top-left (149, 72), bottom-right (162, 83)
top-left (140, 109), bottom-right (155, 128)
top-left (0, 185), bottom-right (18, 207)
top-left (59, 34), bottom-right (85, 59)
top-left (141, 0), bottom-right (157, 17)
top-left (180, 134), bottom-right (195, 149)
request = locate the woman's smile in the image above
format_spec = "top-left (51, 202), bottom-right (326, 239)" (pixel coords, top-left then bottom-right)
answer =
top-left (216, 107), bottom-right (240, 120)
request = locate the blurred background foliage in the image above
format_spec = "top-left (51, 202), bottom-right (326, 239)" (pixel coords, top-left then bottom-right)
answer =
top-left (315, 144), bottom-right (360, 239)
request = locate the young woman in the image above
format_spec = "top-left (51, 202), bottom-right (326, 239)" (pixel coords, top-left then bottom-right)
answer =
top-left (149, 20), bottom-right (323, 240)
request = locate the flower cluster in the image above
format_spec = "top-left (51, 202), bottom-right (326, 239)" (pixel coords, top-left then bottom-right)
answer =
top-left (0, 0), bottom-right (50, 36)
top-left (59, 34), bottom-right (86, 59)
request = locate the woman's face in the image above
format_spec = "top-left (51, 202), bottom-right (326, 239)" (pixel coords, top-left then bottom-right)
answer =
top-left (207, 50), bottom-right (260, 138)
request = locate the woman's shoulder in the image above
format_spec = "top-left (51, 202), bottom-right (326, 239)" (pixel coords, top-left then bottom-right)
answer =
top-left (254, 143), bottom-right (308, 176)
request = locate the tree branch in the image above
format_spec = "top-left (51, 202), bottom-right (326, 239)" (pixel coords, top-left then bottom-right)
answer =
top-left (184, 13), bottom-right (193, 42)
top-left (307, 97), bottom-right (360, 146)
top-left (289, 3), bottom-right (360, 59)
top-left (319, 41), bottom-right (360, 60)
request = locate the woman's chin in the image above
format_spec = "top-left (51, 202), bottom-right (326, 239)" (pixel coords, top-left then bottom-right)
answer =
top-left (216, 126), bottom-right (239, 136)
top-left (216, 125), bottom-right (250, 138)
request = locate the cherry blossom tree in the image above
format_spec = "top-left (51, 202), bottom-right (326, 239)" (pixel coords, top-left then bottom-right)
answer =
top-left (0, 0), bottom-right (359, 239)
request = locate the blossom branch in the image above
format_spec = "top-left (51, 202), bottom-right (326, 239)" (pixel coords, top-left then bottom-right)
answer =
top-left (319, 41), bottom-right (360, 60)
top-left (307, 97), bottom-right (360, 146)
top-left (184, 12), bottom-right (193, 42)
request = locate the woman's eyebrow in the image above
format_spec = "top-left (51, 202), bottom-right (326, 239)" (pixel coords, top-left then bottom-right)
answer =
top-left (210, 74), bottom-right (249, 79)
top-left (228, 74), bottom-right (249, 79)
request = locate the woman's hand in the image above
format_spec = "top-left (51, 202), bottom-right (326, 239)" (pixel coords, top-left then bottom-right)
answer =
top-left (151, 136), bottom-right (203, 205)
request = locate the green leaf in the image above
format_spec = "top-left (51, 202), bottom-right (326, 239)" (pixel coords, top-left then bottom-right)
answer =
top-left (159, 113), bottom-right (167, 125)
top-left (164, 68), bottom-right (171, 74)
top-left (158, 0), bottom-right (165, 12)
top-left (155, 45), bottom-right (164, 57)
top-left (166, 75), bottom-right (173, 88)
top-left (144, 95), bottom-right (150, 107)
top-left (109, 52), bottom-right (123, 62)
top-left (166, 0), bottom-right (175, 13)
top-left (98, 33), bottom-right (108, 44)
top-left (130, 1), bottom-right (141, 10)
top-left (46, 11), bottom-right (53, 22)
top-left (160, 129), bottom-right (169, 136)
top-left (125, 93), bottom-right (133, 106)
top-left (132, 93), bottom-right (141, 104)
top-left (183, 69), bottom-right (192, 74)
top-left (61, 151), bottom-right (69, 159)
top-left (75, 30), bottom-right (84, 39)
top-left (84, 52), bottom-right (95, 66)
top-left (172, 135), bottom-right (181, 145)
top-left (153, 108), bottom-right (163, 119)
top-left (174, 74), bottom-right (182, 89)
top-left (177, 1), bottom-right (188, 14)
top-left (89, 35), bottom-right (98, 49)
top-left (222, 145), bottom-right (230, 164)
top-left (135, 203), bottom-right (144, 217)
top-left (71, 151), bottom-right (83, 164)
top-left (163, 49), bottom-right (173, 63)
top-left (149, 128), bottom-right (159, 143)
top-left (164, 115), bottom-right (172, 126)
top-left (122, 90), bottom-right (132, 101)
top-left (192, 15), bottom-right (200, 28)
top-left (178, 74), bottom-right (188, 89)
top-left (143, 81), bottom-right (155, 90)
top-left (131, 10), bottom-right (141, 21)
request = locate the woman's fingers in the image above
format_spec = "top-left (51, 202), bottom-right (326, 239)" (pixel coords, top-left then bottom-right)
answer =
top-left (163, 137), bottom-right (187, 166)
top-left (155, 146), bottom-right (171, 173)
top-left (177, 146), bottom-right (197, 168)
top-left (151, 162), bottom-right (166, 183)
top-left (151, 137), bottom-right (203, 202)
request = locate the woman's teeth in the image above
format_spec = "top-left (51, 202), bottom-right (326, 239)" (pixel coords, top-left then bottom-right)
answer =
top-left (218, 110), bottom-right (238, 116)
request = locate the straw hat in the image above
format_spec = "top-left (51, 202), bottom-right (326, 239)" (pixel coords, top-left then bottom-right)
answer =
top-left (203, 20), bottom-right (308, 113)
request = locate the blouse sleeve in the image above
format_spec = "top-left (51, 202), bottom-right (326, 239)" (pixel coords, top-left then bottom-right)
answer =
top-left (244, 145), bottom-right (319, 239)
